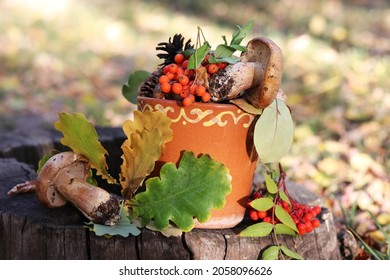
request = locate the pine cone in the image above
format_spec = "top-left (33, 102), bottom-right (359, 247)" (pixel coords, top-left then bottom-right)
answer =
top-left (156, 34), bottom-right (193, 66)
top-left (139, 69), bottom-right (163, 98)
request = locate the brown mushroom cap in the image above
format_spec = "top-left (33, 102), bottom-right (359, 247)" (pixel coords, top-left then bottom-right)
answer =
top-left (35, 152), bottom-right (90, 208)
top-left (240, 37), bottom-right (283, 109)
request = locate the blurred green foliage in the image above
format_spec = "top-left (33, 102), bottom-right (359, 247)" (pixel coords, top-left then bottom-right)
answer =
top-left (0, 0), bottom-right (389, 256)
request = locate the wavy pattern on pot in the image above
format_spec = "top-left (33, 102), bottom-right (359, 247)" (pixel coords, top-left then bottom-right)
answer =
top-left (140, 103), bottom-right (254, 128)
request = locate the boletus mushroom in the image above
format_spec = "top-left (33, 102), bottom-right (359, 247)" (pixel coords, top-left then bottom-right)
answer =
top-left (208, 37), bottom-right (283, 109)
top-left (8, 151), bottom-right (121, 226)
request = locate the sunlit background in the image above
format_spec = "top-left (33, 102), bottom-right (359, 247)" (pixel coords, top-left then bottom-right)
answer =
top-left (1, 0), bottom-right (389, 255)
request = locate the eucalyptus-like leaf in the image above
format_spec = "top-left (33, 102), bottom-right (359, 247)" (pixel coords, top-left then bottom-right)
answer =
top-left (274, 223), bottom-right (298, 236)
top-left (279, 190), bottom-right (290, 205)
top-left (250, 197), bottom-right (274, 211)
top-left (261, 245), bottom-right (280, 260)
top-left (229, 44), bottom-right (248, 52)
top-left (239, 222), bottom-right (273, 237)
top-left (264, 172), bottom-right (278, 194)
top-left (280, 245), bottom-right (304, 260)
top-left (275, 205), bottom-right (298, 232)
top-left (214, 44), bottom-right (236, 59)
top-left (254, 99), bottom-right (294, 164)
top-left (188, 42), bottom-right (211, 69)
top-left (231, 20), bottom-right (254, 45)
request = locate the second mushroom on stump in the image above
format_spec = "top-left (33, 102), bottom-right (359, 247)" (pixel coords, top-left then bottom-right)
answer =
top-left (208, 37), bottom-right (283, 108)
top-left (8, 151), bottom-right (121, 226)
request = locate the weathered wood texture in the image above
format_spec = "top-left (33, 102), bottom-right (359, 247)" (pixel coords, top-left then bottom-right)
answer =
top-left (0, 114), bottom-right (342, 260)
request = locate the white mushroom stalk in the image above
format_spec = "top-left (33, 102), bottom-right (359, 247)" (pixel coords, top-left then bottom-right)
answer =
top-left (8, 151), bottom-right (121, 226)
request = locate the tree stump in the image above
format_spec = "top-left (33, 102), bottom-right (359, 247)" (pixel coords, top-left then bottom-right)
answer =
top-left (0, 114), bottom-right (342, 260)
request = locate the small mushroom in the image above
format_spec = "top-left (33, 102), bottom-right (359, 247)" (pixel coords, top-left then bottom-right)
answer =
top-left (8, 151), bottom-right (121, 226)
top-left (208, 37), bottom-right (283, 109)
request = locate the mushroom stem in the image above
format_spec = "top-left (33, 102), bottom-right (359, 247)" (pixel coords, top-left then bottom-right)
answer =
top-left (55, 171), bottom-right (120, 226)
top-left (208, 61), bottom-right (265, 102)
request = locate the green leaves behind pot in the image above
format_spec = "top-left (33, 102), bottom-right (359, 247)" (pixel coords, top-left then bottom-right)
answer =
top-left (54, 112), bottom-right (116, 184)
top-left (122, 70), bottom-right (150, 104)
top-left (131, 151), bottom-right (232, 232)
top-left (254, 99), bottom-right (294, 164)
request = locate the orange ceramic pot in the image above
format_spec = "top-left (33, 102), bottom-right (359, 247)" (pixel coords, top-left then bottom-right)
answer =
top-left (138, 96), bottom-right (258, 229)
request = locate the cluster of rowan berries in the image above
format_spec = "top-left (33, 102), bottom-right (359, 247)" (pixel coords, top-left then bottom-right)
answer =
top-left (247, 191), bottom-right (322, 236)
top-left (158, 53), bottom-right (228, 107)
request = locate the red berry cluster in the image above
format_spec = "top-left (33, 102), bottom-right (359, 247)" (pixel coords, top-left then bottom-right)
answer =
top-left (246, 191), bottom-right (322, 236)
top-left (158, 53), bottom-right (228, 107)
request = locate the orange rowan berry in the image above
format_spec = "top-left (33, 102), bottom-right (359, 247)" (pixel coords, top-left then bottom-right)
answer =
top-left (182, 60), bottom-right (189, 69)
top-left (190, 85), bottom-right (198, 95)
top-left (179, 90), bottom-right (188, 98)
top-left (201, 92), bottom-right (211, 102)
top-left (207, 64), bottom-right (219, 74)
top-left (163, 65), bottom-right (170, 74)
top-left (166, 72), bottom-right (175, 80)
top-left (160, 82), bottom-right (171, 94)
top-left (168, 63), bottom-right (178, 74)
top-left (178, 74), bottom-right (189, 86)
top-left (188, 93), bottom-right (195, 102)
top-left (171, 83), bottom-right (183, 95)
top-left (174, 53), bottom-right (185, 64)
top-left (182, 96), bottom-right (192, 107)
top-left (218, 62), bottom-right (228, 69)
top-left (175, 67), bottom-right (185, 78)
top-left (204, 54), bottom-right (210, 63)
top-left (159, 75), bottom-right (170, 84)
top-left (196, 85), bottom-right (206, 97)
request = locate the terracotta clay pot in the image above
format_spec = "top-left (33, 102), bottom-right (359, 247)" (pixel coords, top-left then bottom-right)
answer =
top-left (138, 96), bottom-right (258, 229)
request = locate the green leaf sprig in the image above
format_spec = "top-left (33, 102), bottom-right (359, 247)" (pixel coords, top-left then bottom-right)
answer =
top-left (187, 20), bottom-right (254, 69)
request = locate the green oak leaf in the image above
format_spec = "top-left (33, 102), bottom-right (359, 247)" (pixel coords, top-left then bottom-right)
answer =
top-left (254, 99), bottom-right (294, 164)
top-left (85, 206), bottom-right (141, 237)
top-left (131, 151), bottom-right (232, 232)
top-left (54, 112), bottom-right (116, 184)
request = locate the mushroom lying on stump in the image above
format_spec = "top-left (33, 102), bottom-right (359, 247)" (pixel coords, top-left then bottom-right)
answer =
top-left (8, 151), bottom-right (121, 226)
top-left (209, 37), bottom-right (283, 109)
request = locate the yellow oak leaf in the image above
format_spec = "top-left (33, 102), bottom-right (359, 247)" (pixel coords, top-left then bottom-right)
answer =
top-left (120, 110), bottom-right (173, 200)
top-left (54, 112), bottom-right (116, 184)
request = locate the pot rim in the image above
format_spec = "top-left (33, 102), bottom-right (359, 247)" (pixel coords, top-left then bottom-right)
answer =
top-left (137, 96), bottom-right (243, 111)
